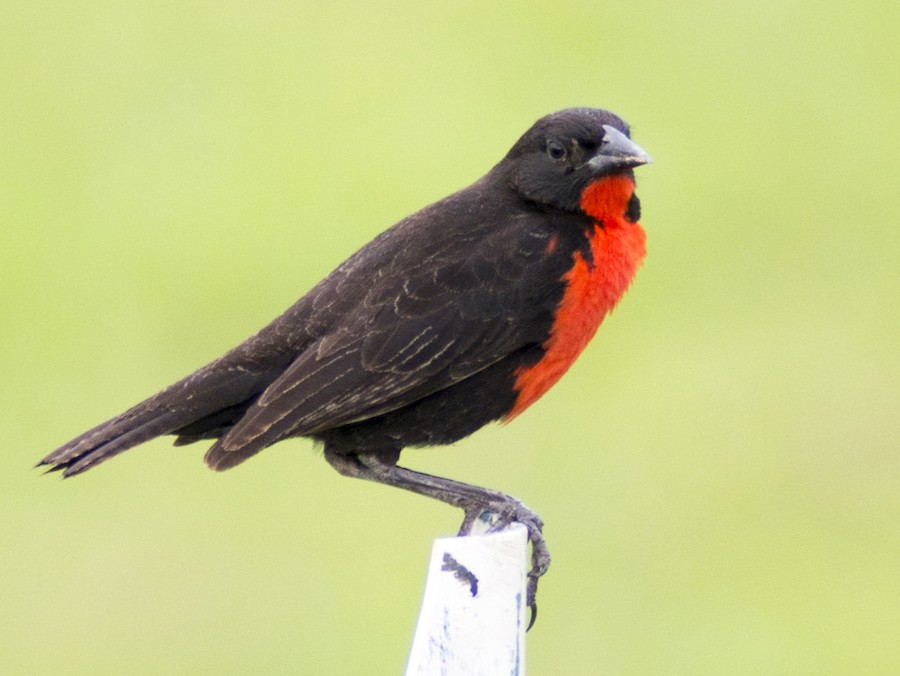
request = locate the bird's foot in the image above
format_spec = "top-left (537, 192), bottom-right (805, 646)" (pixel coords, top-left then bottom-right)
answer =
top-left (459, 498), bottom-right (550, 629)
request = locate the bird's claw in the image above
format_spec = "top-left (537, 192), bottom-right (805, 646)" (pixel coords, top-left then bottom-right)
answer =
top-left (458, 501), bottom-right (551, 630)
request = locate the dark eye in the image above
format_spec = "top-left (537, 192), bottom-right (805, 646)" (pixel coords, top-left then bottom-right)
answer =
top-left (546, 140), bottom-right (567, 161)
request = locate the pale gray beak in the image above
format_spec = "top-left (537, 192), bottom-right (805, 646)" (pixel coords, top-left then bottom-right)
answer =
top-left (587, 125), bottom-right (652, 173)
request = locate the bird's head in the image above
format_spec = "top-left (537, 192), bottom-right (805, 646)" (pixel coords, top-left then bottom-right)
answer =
top-left (501, 108), bottom-right (651, 214)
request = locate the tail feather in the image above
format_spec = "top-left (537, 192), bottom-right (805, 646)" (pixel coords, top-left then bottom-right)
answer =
top-left (40, 363), bottom-right (281, 477)
top-left (40, 409), bottom-right (189, 477)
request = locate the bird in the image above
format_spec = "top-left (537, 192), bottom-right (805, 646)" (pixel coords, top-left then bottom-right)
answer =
top-left (39, 107), bottom-right (651, 623)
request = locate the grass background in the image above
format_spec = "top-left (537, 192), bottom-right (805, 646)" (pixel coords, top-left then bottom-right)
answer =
top-left (2, 1), bottom-right (898, 673)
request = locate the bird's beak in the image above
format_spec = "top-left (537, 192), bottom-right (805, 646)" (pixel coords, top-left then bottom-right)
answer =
top-left (588, 125), bottom-right (652, 173)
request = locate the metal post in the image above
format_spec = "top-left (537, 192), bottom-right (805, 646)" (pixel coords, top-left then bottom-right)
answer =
top-left (406, 522), bottom-right (528, 675)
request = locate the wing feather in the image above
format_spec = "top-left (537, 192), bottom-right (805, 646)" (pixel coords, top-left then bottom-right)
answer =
top-left (204, 196), bottom-right (582, 470)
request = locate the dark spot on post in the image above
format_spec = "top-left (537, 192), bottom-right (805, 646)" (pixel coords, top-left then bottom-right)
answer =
top-left (441, 552), bottom-right (478, 597)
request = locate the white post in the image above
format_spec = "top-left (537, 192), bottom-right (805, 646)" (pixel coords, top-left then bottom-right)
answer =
top-left (405, 522), bottom-right (528, 675)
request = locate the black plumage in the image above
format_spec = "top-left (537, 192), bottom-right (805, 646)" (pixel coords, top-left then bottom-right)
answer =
top-left (40, 108), bottom-right (652, 622)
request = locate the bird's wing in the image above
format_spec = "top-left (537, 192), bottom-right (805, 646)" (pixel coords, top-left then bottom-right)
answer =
top-left (205, 211), bottom-right (571, 468)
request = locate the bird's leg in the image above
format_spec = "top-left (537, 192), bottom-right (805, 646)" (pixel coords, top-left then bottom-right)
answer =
top-left (324, 448), bottom-right (550, 624)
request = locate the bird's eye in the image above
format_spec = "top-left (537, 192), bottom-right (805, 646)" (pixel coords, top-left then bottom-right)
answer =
top-left (546, 140), bottom-right (567, 161)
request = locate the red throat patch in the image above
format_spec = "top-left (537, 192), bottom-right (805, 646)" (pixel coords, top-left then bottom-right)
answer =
top-left (506, 175), bottom-right (646, 420)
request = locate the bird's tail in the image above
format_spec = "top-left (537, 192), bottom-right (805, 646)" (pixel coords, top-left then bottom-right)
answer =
top-left (39, 364), bottom-right (276, 477)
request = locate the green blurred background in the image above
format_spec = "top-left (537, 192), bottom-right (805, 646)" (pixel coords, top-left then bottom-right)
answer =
top-left (2, 1), bottom-right (898, 673)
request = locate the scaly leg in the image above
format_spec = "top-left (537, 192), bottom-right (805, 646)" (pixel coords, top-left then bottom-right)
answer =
top-left (324, 448), bottom-right (550, 628)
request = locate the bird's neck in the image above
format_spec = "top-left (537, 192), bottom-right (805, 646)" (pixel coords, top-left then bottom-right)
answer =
top-left (579, 174), bottom-right (639, 226)
top-left (578, 175), bottom-right (647, 313)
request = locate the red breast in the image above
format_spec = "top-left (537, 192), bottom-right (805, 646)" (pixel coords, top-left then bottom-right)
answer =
top-left (506, 175), bottom-right (646, 420)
